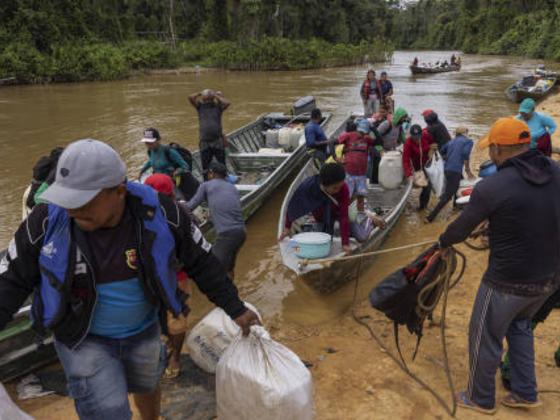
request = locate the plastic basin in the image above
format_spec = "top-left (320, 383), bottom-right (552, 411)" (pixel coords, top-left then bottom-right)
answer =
top-left (292, 232), bottom-right (332, 259)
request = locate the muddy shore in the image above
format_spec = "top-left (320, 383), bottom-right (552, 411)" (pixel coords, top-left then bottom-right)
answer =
top-left (7, 94), bottom-right (560, 419)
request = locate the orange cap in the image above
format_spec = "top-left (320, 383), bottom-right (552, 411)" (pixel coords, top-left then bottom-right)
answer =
top-left (478, 117), bottom-right (531, 148)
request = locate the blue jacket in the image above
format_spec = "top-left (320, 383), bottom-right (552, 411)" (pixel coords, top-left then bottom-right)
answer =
top-left (441, 135), bottom-right (473, 174)
top-left (516, 112), bottom-right (557, 148)
top-left (0, 182), bottom-right (245, 348)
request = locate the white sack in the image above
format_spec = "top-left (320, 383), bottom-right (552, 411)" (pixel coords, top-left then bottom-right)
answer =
top-left (187, 302), bottom-right (261, 373)
top-left (424, 151), bottom-right (446, 197)
top-left (0, 383), bottom-right (33, 420)
top-left (216, 326), bottom-right (314, 420)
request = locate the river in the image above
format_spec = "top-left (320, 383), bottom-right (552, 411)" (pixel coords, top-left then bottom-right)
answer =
top-left (0, 50), bottom-right (553, 326)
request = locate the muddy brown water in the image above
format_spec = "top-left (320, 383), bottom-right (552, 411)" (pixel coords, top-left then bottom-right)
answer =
top-left (0, 50), bottom-right (556, 327)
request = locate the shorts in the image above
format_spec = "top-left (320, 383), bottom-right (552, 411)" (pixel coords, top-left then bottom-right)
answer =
top-left (55, 322), bottom-right (165, 420)
top-left (346, 175), bottom-right (368, 197)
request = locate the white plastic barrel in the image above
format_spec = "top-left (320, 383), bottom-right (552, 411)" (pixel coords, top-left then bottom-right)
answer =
top-left (265, 129), bottom-right (279, 148)
top-left (278, 127), bottom-right (292, 151)
top-left (289, 127), bottom-right (304, 150)
top-left (379, 151), bottom-right (404, 189)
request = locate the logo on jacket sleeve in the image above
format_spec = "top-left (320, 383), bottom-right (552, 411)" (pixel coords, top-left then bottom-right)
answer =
top-left (41, 241), bottom-right (57, 259)
top-left (126, 249), bottom-right (138, 270)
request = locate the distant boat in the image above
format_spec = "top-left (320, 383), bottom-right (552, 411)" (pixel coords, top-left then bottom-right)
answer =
top-left (278, 115), bottom-right (413, 294)
top-left (410, 64), bottom-right (461, 75)
top-left (505, 75), bottom-right (557, 103)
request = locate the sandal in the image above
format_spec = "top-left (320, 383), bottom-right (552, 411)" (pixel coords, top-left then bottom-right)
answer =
top-left (456, 391), bottom-right (497, 415)
top-left (501, 393), bottom-right (542, 409)
top-left (162, 366), bottom-right (181, 380)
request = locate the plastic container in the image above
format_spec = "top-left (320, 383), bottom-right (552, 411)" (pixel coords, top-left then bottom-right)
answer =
top-left (292, 96), bottom-right (316, 116)
top-left (278, 127), bottom-right (292, 151)
top-left (265, 129), bottom-right (279, 148)
top-left (289, 127), bottom-right (304, 150)
top-left (292, 232), bottom-right (331, 259)
top-left (378, 151), bottom-right (404, 189)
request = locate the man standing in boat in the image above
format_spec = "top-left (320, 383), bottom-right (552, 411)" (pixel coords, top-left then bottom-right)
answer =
top-left (0, 139), bottom-right (259, 420)
top-left (188, 89), bottom-right (230, 178)
top-left (516, 98), bottom-right (556, 157)
top-left (360, 69), bottom-right (382, 117)
top-left (304, 108), bottom-right (330, 167)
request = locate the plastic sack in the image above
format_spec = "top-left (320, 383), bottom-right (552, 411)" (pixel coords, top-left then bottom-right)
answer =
top-left (216, 326), bottom-right (314, 420)
top-left (0, 383), bottom-right (33, 420)
top-left (186, 302), bottom-right (261, 373)
top-left (424, 151), bottom-right (445, 197)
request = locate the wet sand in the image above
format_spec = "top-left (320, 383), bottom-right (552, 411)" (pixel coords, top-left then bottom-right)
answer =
top-left (7, 76), bottom-right (560, 420)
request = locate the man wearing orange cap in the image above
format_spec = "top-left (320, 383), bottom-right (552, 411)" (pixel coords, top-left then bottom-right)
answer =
top-left (438, 117), bottom-right (560, 414)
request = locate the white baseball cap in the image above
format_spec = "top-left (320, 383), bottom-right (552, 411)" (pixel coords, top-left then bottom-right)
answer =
top-left (41, 139), bottom-right (127, 209)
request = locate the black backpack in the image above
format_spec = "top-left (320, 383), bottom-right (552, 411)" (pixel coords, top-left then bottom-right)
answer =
top-left (27, 147), bottom-right (64, 209)
top-left (164, 143), bottom-right (193, 171)
top-left (369, 245), bottom-right (464, 363)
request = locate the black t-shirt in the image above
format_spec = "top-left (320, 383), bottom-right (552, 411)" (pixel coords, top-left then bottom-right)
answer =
top-left (84, 209), bottom-right (138, 285)
top-left (196, 102), bottom-right (224, 146)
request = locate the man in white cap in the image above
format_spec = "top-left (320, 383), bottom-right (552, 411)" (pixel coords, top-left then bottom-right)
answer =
top-left (0, 139), bottom-right (259, 420)
top-left (188, 89), bottom-right (230, 178)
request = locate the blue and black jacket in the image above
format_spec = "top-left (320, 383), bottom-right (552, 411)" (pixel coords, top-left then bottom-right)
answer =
top-left (0, 183), bottom-right (246, 348)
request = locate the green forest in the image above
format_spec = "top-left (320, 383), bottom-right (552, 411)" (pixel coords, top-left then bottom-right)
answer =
top-left (0, 0), bottom-right (394, 83)
top-left (2, 1), bottom-right (560, 84)
top-left (393, 0), bottom-right (560, 59)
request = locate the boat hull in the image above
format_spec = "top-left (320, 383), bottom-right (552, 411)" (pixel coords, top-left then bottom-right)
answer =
top-left (277, 114), bottom-right (413, 294)
top-left (300, 184), bottom-right (411, 294)
top-left (410, 65), bottom-right (460, 75)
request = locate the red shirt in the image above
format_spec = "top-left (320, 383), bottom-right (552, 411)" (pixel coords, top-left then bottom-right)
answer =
top-left (402, 130), bottom-right (434, 177)
top-left (338, 132), bottom-right (375, 176)
top-left (311, 183), bottom-right (351, 246)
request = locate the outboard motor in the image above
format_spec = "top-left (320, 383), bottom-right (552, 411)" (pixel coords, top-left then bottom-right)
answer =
top-left (292, 96), bottom-right (316, 116)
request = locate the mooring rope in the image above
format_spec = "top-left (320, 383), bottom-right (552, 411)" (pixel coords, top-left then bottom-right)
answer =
top-left (298, 239), bottom-right (439, 269)
top-left (349, 244), bottom-right (466, 417)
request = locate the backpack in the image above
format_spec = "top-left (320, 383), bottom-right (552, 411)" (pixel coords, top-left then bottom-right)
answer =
top-left (369, 245), bottom-right (464, 364)
top-left (164, 143), bottom-right (193, 171)
top-left (27, 147), bottom-right (64, 209)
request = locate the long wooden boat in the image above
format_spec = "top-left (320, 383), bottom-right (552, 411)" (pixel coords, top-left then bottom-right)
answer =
top-left (278, 116), bottom-right (413, 294)
top-left (505, 75), bottom-right (557, 103)
top-left (410, 64), bottom-right (460, 75)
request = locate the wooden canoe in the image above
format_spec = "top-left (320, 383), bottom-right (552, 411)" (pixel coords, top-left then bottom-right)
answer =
top-left (410, 64), bottom-right (461, 75)
top-left (278, 116), bottom-right (413, 294)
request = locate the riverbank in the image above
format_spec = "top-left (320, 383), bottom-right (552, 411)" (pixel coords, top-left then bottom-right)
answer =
top-left (0, 38), bottom-right (392, 85)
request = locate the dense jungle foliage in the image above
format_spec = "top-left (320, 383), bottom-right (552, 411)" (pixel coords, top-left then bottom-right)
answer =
top-left (0, 0), bottom-right (394, 83)
top-left (393, 0), bottom-right (560, 59)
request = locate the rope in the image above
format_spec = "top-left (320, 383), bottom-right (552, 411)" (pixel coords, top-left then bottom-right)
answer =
top-left (349, 246), bottom-right (466, 417)
top-left (299, 238), bottom-right (439, 269)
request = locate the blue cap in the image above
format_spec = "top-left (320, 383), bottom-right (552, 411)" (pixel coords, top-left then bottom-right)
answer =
top-left (519, 98), bottom-right (536, 114)
top-left (357, 119), bottom-right (370, 134)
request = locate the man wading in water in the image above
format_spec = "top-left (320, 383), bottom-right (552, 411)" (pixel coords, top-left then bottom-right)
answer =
top-left (438, 118), bottom-right (560, 414)
top-left (188, 89), bottom-right (230, 179)
top-left (0, 140), bottom-right (259, 420)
